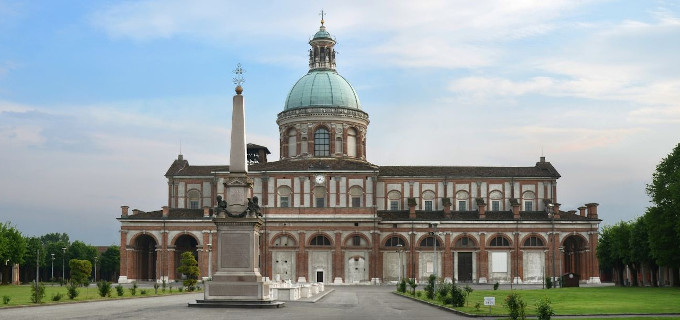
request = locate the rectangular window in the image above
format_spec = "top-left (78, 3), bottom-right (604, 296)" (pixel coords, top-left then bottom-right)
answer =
top-left (316, 197), bottom-right (325, 208)
top-left (424, 201), bottom-right (433, 211)
top-left (491, 200), bottom-right (500, 211)
top-left (352, 236), bottom-right (361, 246)
top-left (190, 201), bottom-right (199, 209)
top-left (280, 196), bottom-right (289, 208)
top-left (390, 200), bottom-right (400, 211)
top-left (524, 200), bottom-right (533, 212)
top-left (458, 201), bottom-right (466, 211)
top-left (352, 197), bottom-right (361, 208)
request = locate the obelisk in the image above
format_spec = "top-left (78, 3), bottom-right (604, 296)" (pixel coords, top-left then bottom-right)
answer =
top-left (190, 64), bottom-right (283, 308)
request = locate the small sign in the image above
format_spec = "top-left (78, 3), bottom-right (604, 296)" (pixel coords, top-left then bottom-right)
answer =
top-left (484, 297), bottom-right (495, 306)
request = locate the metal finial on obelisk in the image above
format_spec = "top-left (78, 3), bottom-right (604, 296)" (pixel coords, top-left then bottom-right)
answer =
top-left (233, 63), bottom-right (245, 94)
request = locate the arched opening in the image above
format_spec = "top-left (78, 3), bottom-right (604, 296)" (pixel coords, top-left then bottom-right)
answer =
top-left (174, 234), bottom-right (198, 280)
top-left (347, 128), bottom-right (357, 157)
top-left (187, 190), bottom-right (200, 209)
top-left (314, 127), bottom-right (330, 157)
top-left (454, 235), bottom-right (477, 283)
top-left (562, 235), bottom-right (587, 277)
top-left (387, 190), bottom-right (402, 210)
top-left (456, 190), bottom-right (469, 211)
top-left (489, 190), bottom-right (503, 211)
top-left (287, 128), bottom-right (297, 157)
top-left (134, 234), bottom-right (157, 281)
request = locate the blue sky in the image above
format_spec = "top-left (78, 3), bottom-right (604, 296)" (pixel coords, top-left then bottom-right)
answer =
top-left (1, 0), bottom-right (679, 245)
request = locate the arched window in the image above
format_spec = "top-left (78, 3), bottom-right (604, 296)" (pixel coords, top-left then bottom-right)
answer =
top-left (523, 191), bottom-right (535, 212)
top-left (489, 190), bottom-right (503, 211)
top-left (314, 186), bottom-right (326, 208)
top-left (347, 128), bottom-right (357, 157)
top-left (314, 128), bottom-right (330, 156)
top-left (278, 186), bottom-right (292, 208)
top-left (187, 190), bottom-right (200, 209)
top-left (420, 237), bottom-right (441, 247)
top-left (489, 236), bottom-right (510, 247)
top-left (310, 235), bottom-right (331, 246)
top-left (387, 190), bottom-right (401, 210)
top-left (349, 186), bottom-right (363, 207)
top-left (455, 236), bottom-right (476, 248)
top-left (346, 235), bottom-right (367, 246)
top-left (385, 236), bottom-right (405, 247)
top-left (456, 191), bottom-right (469, 211)
top-left (273, 234), bottom-right (296, 247)
top-left (422, 190), bottom-right (435, 211)
top-left (524, 236), bottom-right (544, 247)
top-left (287, 128), bottom-right (297, 157)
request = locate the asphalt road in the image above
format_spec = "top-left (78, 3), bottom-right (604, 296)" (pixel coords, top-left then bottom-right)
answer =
top-left (0, 286), bottom-right (463, 320)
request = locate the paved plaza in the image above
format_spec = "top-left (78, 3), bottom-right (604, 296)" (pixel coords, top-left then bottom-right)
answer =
top-left (0, 285), bottom-right (465, 320)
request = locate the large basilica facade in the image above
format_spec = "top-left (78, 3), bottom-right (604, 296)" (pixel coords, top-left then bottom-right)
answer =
top-left (118, 20), bottom-right (602, 285)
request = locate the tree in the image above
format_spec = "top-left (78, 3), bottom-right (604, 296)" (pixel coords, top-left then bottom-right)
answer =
top-left (646, 142), bottom-right (680, 285)
top-left (597, 222), bottom-right (631, 285)
top-left (69, 259), bottom-right (92, 286)
top-left (629, 215), bottom-right (656, 286)
top-left (177, 251), bottom-right (199, 291)
top-left (99, 246), bottom-right (120, 281)
top-left (21, 236), bottom-right (46, 283)
top-left (0, 222), bottom-right (27, 284)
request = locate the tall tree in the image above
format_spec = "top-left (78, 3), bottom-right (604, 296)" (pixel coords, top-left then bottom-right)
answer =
top-left (629, 215), bottom-right (656, 286)
top-left (646, 142), bottom-right (680, 285)
top-left (0, 222), bottom-right (27, 284)
top-left (21, 236), bottom-right (45, 283)
top-left (99, 246), bottom-right (120, 281)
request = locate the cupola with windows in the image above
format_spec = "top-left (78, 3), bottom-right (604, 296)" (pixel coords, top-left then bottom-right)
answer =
top-left (277, 18), bottom-right (369, 161)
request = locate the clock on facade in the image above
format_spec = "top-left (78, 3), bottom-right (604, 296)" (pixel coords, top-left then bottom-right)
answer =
top-left (315, 174), bottom-right (325, 185)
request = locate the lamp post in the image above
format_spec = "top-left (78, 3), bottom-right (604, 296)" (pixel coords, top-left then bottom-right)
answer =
top-left (396, 243), bottom-right (404, 282)
top-left (207, 243), bottom-right (213, 279)
top-left (429, 222), bottom-right (440, 290)
top-left (51, 253), bottom-right (55, 281)
top-left (61, 247), bottom-right (66, 281)
top-left (547, 203), bottom-right (556, 287)
top-left (94, 256), bottom-right (98, 282)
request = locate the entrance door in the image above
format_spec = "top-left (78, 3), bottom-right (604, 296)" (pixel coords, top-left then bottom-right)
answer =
top-left (458, 252), bottom-right (473, 282)
top-left (316, 271), bottom-right (324, 283)
top-left (347, 257), bottom-right (365, 283)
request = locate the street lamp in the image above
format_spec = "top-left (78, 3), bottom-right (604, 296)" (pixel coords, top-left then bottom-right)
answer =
top-left (429, 222), bottom-right (440, 289)
top-left (396, 243), bottom-right (404, 282)
top-left (51, 253), bottom-right (55, 281)
top-left (94, 256), bottom-right (98, 282)
top-left (61, 247), bottom-right (66, 281)
top-left (547, 203), bottom-right (556, 287)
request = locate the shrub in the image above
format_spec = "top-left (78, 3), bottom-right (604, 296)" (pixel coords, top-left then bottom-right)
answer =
top-left (154, 283), bottom-right (160, 294)
top-left (67, 283), bottom-right (79, 300)
top-left (451, 285), bottom-right (466, 307)
top-left (475, 302), bottom-right (481, 311)
top-left (437, 282), bottom-right (452, 303)
top-left (177, 251), bottom-right (200, 291)
top-left (424, 274), bottom-right (436, 299)
top-left (536, 296), bottom-right (555, 320)
top-left (140, 289), bottom-right (147, 295)
top-left (69, 259), bottom-right (92, 286)
top-left (129, 282), bottom-right (138, 296)
top-left (408, 278), bottom-right (418, 295)
top-left (162, 280), bottom-right (167, 293)
top-left (416, 291), bottom-right (422, 298)
top-left (115, 284), bottom-right (124, 296)
top-left (30, 282), bottom-right (46, 303)
top-left (97, 281), bottom-right (112, 297)
top-left (169, 285), bottom-right (173, 293)
top-left (464, 285), bottom-right (474, 307)
top-left (397, 279), bottom-right (407, 293)
top-left (505, 292), bottom-right (527, 320)
top-left (493, 282), bottom-right (500, 290)
top-left (51, 292), bottom-right (64, 301)
top-left (546, 277), bottom-right (553, 289)
top-left (3, 295), bottom-right (11, 304)
top-left (178, 287), bottom-right (184, 293)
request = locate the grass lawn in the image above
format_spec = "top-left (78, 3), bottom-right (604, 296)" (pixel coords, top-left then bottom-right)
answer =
top-left (399, 286), bottom-right (680, 316)
top-left (0, 283), bottom-right (196, 307)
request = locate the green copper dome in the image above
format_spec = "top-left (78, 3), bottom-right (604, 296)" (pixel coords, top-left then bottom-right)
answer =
top-left (313, 26), bottom-right (332, 40)
top-left (284, 70), bottom-right (361, 110)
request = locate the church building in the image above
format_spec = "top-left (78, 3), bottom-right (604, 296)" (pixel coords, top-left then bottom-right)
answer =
top-left (117, 19), bottom-right (602, 285)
